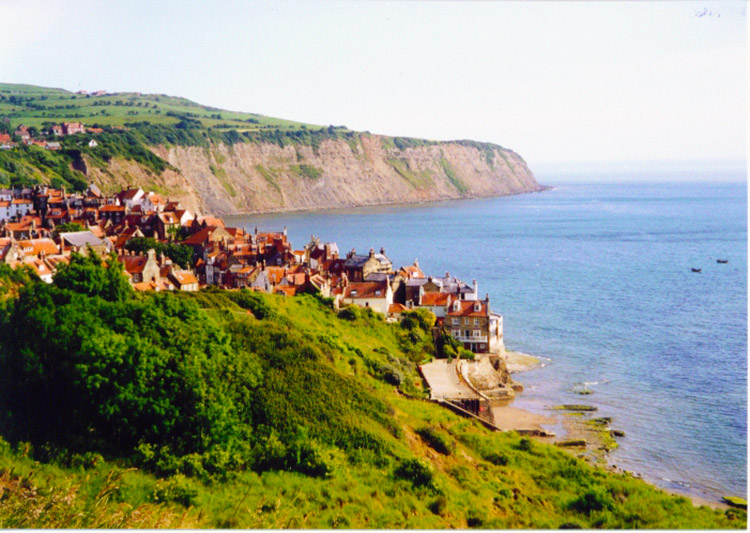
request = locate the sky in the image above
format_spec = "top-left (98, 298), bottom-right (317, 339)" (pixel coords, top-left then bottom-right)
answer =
top-left (0, 1), bottom-right (746, 171)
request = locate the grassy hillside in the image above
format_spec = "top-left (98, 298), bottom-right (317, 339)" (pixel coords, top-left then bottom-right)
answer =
top-left (0, 82), bottom-right (317, 132)
top-left (0, 259), bottom-right (743, 529)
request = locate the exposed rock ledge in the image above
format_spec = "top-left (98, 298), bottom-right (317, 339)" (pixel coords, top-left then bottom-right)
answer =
top-left (119, 135), bottom-right (543, 216)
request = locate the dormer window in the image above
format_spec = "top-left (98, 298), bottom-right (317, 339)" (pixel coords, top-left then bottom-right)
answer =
top-left (453, 300), bottom-right (460, 311)
top-left (474, 302), bottom-right (481, 312)
top-left (375, 290), bottom-right (381, 296)
top-left (351, 290), bottom-right (358, 296)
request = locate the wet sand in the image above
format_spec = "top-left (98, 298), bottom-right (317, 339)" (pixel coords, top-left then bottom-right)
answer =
top-left (504, 350), bottom-right (541, 373)
top-left (490, 404), bottom-right (555, 431)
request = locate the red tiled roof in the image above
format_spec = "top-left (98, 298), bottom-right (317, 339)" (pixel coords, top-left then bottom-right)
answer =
top-left (274, 286), bottom-right (297, 297)
top-left (445, 300), bottom-right (488, 317)
top-left (182, 226), bottom-right (217, 246)
top-left (420, 292), bottom-right (451, 306)
top-left (118, 254), bottom-right (148, 274)
top-left (389, 303), bottom-right (408, 314)
top-left (172, 271), bottom-right (198, 285)
top-left (344, 281), bottom-right (388, 299)
top-left (18, 238), bottom-right (58, 257)
top-left (199, 216), bottom-right (225, 227)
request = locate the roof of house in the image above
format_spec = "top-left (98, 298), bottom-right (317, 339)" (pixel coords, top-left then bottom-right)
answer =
top-left (445, 299), bottom-right (488, 318)
top-left (343, 281), bottom-right (389, 299)
top-left (199, 215), bottom-right (225, 228)
top-left (117, 188), bottom-right (143, 201)
top-left (274, 286), bottom-right (297, 297)
top-left (344, 253), bottom-right (390, 268)
top-left (388, 303), bottom-right (408, 314)
top-left (60, 230), bottom-right (110, 250)
top-left (420, 292), bottom-right (451, 307)
top-left (182, 226), bottom-right (218, 246)
top-left (99, 205), bottom-right (126, 212)
top-left (399, 263), bottom-right (424, 279)
top-left (171, 271), bottom-right (199, 286)
top-left (118, 254), bottom-right (148, 274)
top-left (17, 238), bottom-right (59, 257)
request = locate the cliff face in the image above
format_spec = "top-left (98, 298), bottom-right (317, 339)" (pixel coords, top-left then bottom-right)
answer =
top-left (94, 134), bottom-right (541, 216)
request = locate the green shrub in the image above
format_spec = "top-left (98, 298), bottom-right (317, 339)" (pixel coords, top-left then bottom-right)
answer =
top-left (151, 474), bottom-right (199, 507)
top-left (569, 488), bottom-right (615, 515)
top-left (416, 426), bottom-right (453, 455)
top-left (484, 452), bottom-right (509, 466)
top-left (517, 438), bottom-right (533, 452)
top-left (394, 458), bottom-right (434, 488)
top-left (429, 495), bottom-right (448, 515)
top-left (337, 306), bottom-right (359, 321)
top-left (228, 289), bottom-right (276, 319)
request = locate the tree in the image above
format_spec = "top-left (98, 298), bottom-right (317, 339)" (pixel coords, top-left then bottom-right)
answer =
top-left (53, 250), bottom-right (131, 302)
top-left (52, 222), bottom-right (85, 236)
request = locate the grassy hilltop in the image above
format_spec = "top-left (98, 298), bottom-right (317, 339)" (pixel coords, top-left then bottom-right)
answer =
top-left (0, 82), bottom-right (316, 131)
top-left (0, 259), bottom-right (743, 529)
top-left (0, 82), bottom-right (515, 209)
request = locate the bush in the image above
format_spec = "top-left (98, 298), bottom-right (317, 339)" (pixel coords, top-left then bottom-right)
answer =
top-left (337, 306), bottom-right (358, 321)
top-left (484, 452), bottom-right (509, 466)
top-left (229, 289), bottom-right (276, 319)
top-left (569, 488), bottom-right (615, 515)
top-left (151, 474), bottom-right (199, 507)
top-left (416, 426), bottom-right (453, 455)
top-left (400, 309), bottom-right (436, 331)
top-left (382, 365), bottom-right (403, 386)
top-left (517, 438), bottom-right (534, 452)
top-left (429, 495), bottom-right (448, 515)
top-left (394, 458), bottom-right (434, 488)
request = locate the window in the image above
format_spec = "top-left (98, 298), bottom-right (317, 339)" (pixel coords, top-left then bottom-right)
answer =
top-left (480, 344), bottom-right (487, 350)
top-left (474, 318), bottom-right (479, 326)
top-left (464, 318), bottom-right (469, 325)
top-left (452, 318), bottom-right (459, 325)
top-left (375, 290), bottom-right (381, 296)
top-left (452, 330), bottom-right (460, 337)
top-left (473, 329), bottom-right (481, 337)
top-left (464, 330), bottom-right (470, 337)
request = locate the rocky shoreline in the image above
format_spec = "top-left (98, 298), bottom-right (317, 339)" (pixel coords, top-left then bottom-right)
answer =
top-left (487, 350), bottom-right (734, 510)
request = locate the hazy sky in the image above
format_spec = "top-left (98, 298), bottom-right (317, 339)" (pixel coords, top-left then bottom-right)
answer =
top-left (0, 1), bottom-right (746, 169)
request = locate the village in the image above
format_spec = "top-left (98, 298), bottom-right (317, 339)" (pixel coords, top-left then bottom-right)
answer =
top-left (0, 183), bottom-right (506, 358)
top-left (0, 121), bottom-right (102, 151)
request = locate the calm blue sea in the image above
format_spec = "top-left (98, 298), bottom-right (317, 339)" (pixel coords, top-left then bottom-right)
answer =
top-left (226, 176), bottom-right (747, 502)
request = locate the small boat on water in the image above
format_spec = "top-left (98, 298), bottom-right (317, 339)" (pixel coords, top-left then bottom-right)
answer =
top-left (717, 259), bottom-right (728, 264)
top-left (691, 268), bottom-right (702, 273)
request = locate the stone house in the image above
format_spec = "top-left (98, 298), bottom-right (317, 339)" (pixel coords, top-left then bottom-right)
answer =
top-left (343, 247), bottom-right (392, 282)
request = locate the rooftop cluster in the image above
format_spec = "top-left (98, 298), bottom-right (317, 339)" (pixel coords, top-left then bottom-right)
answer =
top-left (0, 184), bottom-right (504, 354)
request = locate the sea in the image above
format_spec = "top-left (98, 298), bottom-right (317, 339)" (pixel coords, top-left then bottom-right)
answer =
top-left (226, 170), bottom-right (748, 503)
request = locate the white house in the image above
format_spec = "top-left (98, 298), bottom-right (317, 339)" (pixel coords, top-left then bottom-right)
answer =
top-left (339, 279), bottom-right (393, 315)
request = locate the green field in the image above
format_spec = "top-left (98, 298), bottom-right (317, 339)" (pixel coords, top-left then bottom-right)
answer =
top-left (0, 82), bottom-right (317, 132)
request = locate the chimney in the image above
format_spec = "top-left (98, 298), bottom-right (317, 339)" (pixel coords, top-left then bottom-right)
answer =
top-left (473, 279), bottom-right (478, 295)
top-left (380, 247), bottom-right (385, 255)
top-left (414, 258), bottom-right (418, 267)
top-left (445, 271), bottom-right (449, 279)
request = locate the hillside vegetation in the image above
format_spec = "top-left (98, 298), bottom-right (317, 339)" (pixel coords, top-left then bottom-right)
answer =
top-left (0, 83), bottom-right (541, 215)
top-left (0, 259), bottom-right (743, 529)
